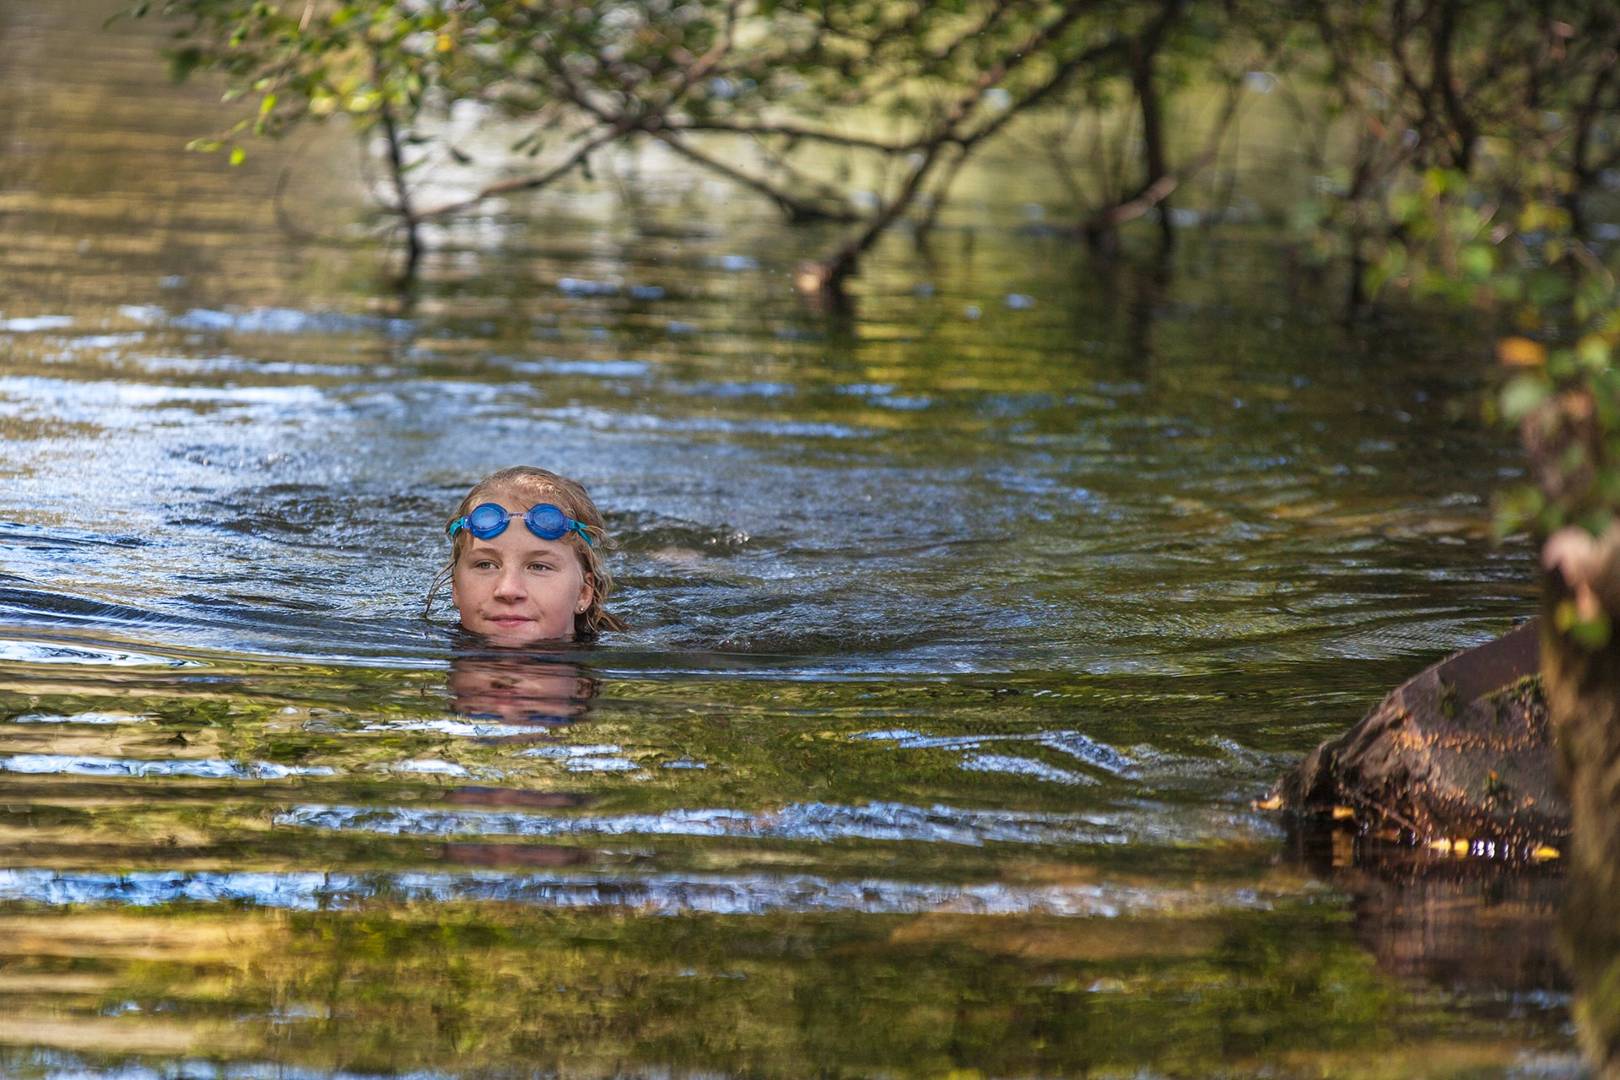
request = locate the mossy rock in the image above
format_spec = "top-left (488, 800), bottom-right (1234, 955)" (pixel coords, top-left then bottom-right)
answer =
top-left (1275, 619), bottom-right (1565, 849)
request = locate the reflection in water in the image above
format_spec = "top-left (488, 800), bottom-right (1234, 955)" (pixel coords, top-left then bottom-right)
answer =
top-left (1284, 822), bottom-right (1568, 1003)
top-left (446, 648), bottom-right (597, 728)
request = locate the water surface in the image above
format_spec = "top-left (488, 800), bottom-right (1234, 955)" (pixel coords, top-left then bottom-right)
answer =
top-left (0, 4), bottom-right (1572, 1076)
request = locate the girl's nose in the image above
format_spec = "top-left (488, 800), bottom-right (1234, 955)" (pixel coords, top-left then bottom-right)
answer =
top-left (493, 569), bottom-right (527, 601)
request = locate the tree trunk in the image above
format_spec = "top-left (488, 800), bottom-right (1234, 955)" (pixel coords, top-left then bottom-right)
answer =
top-left (1131, 38), bottom-right (1175, 250)
top-left (1544, 573), bottom-right (1620, 1077)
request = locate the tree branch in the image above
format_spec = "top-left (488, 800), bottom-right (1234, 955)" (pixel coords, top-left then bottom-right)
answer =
top-left (663, 120), bottom-right (919, 154)
top-left (413, 123), bottom-right (624, 220)
top-left (650, 130), bottom-right (859, 221)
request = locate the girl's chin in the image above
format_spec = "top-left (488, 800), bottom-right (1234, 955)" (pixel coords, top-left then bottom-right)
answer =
top-left (467, 620), bottom-right (571, 644)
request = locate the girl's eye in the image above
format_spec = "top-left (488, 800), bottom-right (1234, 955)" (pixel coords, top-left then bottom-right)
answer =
top-left (527, 562), bottom-right (554, 573)
top-left (473, 560), bottom-right (497, 570)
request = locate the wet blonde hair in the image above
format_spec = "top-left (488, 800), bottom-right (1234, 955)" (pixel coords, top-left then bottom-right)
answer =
top-left (425, 466), bottom-right (627, 640)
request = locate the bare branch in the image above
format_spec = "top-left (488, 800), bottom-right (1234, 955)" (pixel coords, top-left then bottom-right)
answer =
top-left (663, 120), bottom-right (919, 154)
top-left (414, 124), bottom-right (624, 220)
top-left (650, 131), bottom-right (859, 221)
top-left (956, 21), bottom-right (1154, 150)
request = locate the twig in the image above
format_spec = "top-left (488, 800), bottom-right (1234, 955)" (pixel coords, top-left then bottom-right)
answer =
top-left (414, 123), bottom-right (624, 220)
top-left (651, 131), bottom-right (858, 221)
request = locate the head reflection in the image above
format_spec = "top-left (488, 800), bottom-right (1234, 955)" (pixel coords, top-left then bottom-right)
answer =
top-left (447, 649), bottom-right (597, 728)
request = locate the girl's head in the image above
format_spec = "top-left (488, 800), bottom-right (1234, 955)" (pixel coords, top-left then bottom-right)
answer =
top-left (428, 467), bottom-right (625, 643)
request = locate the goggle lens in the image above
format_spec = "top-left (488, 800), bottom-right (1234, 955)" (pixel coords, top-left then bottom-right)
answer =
top-left (525, 504), bottom-right (569, 539)
top-left (466, 503), bottom-right (510, 539)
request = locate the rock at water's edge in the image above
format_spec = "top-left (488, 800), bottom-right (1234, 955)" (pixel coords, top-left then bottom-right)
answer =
top-left (1275, 619), bottom-right (1564, 848)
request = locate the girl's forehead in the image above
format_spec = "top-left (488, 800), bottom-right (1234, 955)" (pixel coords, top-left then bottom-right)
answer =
top-left (483, 487), bottom-right (565, 512)
top-left (465, 531), bottom-right (571, 555)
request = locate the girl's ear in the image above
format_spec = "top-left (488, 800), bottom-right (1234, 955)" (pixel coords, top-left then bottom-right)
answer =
top-left (576, 571), bottom-right (596, 614)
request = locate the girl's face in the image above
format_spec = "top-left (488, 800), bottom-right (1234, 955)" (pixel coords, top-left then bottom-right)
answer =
top-left (450, 499), bottom-right (593, 644)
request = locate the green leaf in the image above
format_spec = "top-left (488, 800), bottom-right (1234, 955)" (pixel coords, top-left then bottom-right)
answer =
top-left (1500, 375), bottom-right (1551, 423)
top-left (1578, 334), bottom-right (1612, 372)
top-left (1527, 270), bottom-right (1571, 308)
top-left (1364, 247), bottom-right (1406, 297)
top-left (1459, 244), bottom-right (1493, 281)
top-left (166, 45), bottom-right (204, 82)
top-left (229, 145), bottom-right (246, 166)
top-left (1568, 608), bottom-right (1613, 650)
top-left (1492, 485), bottom-right (1544, 538)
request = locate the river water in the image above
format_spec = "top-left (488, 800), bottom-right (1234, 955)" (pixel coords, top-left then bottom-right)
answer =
top-left (0, 4), bottom-right (1576, 1077)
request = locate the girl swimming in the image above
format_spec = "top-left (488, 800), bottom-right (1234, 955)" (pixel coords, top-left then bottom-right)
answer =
top-left (427, 466), bottom-right (625, 644)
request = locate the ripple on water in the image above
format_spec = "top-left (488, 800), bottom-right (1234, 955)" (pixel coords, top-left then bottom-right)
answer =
top-left (0, 638), bottom-right (197, 667)
top-left (275, 800), bottom-right (1139, 847)
top-left (496, 356), bottom-right (652, 379)
top-left (392, 759), bottom-right (473, 777)
top-left (0, 754), bottom-right (336, 780)
top-left (0, 522), bottom-right (148, 550)
top-left (364, 717), bottom-right (548, 739)
top-left (8, 711), bottom-right (146, 726)
top-left (0, 315), bottom-right (74, 332)
top-left (0, 867), bottom-right (1282, 918)
top-left (6, 1051), bottom-right (417, 1080)
top-left (959, 753), bottom-right (1095, 785)
top-left (517, 744), bottom-right (641, 771)
top-left (273, 796), bottom-right (1284, 849)
top-left (171, 306), bottom-right (413, 337)
top-left (855, 727), bottom-right (1138, 782)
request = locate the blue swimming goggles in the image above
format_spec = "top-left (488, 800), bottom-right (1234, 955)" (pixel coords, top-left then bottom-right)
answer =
top-left (447, 502), bottom-right (595, 546)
